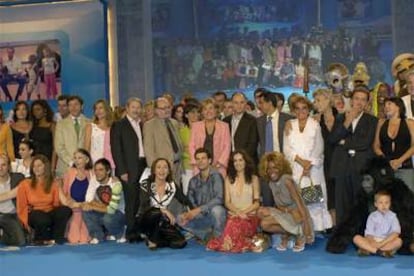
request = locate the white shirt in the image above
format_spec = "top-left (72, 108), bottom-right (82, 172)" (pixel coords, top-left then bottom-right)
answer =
top-left (351, 112), bottom-right (364, 132)
top-left (127, 115), bottom-right (145, 158)
top-left (0, 177), bottom-right (16, 214)
top-left (4, 56), bottom-right (22, 75)
top-left (268, 109), bottom-right (280, 152)
top-left (231, 113), bottom-right (243, 151)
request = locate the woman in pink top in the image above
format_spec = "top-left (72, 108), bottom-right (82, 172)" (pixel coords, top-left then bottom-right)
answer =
top-left (189, 98), bottom-right (231, 177)
top-left (62, 148), bottom-right (92, 244)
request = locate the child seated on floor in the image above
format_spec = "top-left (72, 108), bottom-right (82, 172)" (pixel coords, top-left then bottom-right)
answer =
top-left (353, 190), bottom-right (402, 257)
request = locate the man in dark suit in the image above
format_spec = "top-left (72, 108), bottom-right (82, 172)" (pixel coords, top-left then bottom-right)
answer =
top-left (256, 90), bottom-right (293, 206)
top-left (329, 86), bottom-right (377, 224)
top-left (110, 97), bottom-right (146, 242)
top-left (223, 92), bottom-right (258, 163)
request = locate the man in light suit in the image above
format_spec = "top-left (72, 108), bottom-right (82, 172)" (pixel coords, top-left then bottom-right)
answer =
top-left (144, 97), bottom-right (183, 185)
top-left (223, 92), bottom-right (258, 163)
top-left (256, 90), bottom-right (293, 206)
top-left (329, 86), bottom-right (377, 224)
top-left (110, 97), bottom-right (146, 242)
top-left (55, 95), bottom-right (89, 176)
top-left (402, 70), bottom-right (414, 119)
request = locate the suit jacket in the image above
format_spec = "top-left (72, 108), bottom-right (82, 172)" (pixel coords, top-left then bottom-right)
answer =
top-left (9, 172), bottom-right (25, 207)
top-left (110, 117), bottom-right (146, 184)
top-left (189, 120), bottom-right (231, 177)
top-left (257, 111), bottom-right (293, 159)
top-left (55, 115), bottom-right (89, 176)
top-left (223, 112), bottom-right (258, 162)
top-left (329, 112), bottom-right (378, 177)
top-left (402, 95), bottom-right (414, 119)
top-left (143, 117), bottom-right (183, 169)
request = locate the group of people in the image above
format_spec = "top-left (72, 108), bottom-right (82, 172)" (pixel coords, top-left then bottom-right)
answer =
top-left (0, 74), bottom-right (411, 256)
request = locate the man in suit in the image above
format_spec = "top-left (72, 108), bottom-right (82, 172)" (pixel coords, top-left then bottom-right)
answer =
top-left (329, 86), bottom-right (377, 224)
top-left (110, 97), bottom-right (146, 242)
top-left (55, 95), bottom-right (89, 176)
top-left (256, 91), bottom-right (293, 206)
top-left (0, 154), bottom-right (25, 246)
top-left (144, 97), bottom-right (183, 185)
top-left (401, 70), bottom-right (414, 119)
top-left (223, 92), bottom-right (258, 163)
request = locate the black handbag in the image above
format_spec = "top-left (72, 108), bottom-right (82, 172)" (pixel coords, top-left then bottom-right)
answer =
top-left (300, 175), bottom-right (324, 204)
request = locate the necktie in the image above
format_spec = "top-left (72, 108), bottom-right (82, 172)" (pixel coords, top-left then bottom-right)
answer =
top-left (74, 118), bottom-right (80, 139)
top-left (165, 119), bottom-right (179, 153)
top-left (265, 116), bottom-right (273, 153)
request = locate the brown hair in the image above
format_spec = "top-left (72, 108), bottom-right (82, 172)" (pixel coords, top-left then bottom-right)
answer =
top-left (93, 99), bottom-right (113, 126)
top-left (30, 155), bottom-right (54, 193)
top-left (291, 95), bottom-right (313, 111)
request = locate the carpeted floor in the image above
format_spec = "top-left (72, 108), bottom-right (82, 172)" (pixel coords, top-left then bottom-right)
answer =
top-left (0, 237), bottom-right (412, 276)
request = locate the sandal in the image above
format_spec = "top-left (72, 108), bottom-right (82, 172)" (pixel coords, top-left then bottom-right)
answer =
top-left (292, 236), bottom-right (305, 253)
top-left (276, 235), bottom-right (289, 252)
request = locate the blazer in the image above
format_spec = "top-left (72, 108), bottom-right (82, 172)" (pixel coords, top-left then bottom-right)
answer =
top-left (55, 115), bottom-right (89, 176)
top-left (329, 112), bottom-right (378, 177)
top-left (402, 95), bottom-right (414, 119)
top-left (110, 117), bottom-right (146, 184)
top-left (189, 120), bottom-right (231, 177)
top-left (143, 117), bottom-right (183, 169)
top-left (223, 112), bottom-right (258, 162)
top-left (257, 111), bottom-right (293, 159)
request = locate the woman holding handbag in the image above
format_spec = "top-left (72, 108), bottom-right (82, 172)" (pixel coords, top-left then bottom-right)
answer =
top-left (283, 95), bottom-right (332, 232)
top-left (257, 152), bottom-right (313, 252)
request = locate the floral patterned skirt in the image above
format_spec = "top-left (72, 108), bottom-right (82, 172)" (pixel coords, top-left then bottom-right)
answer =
top-left (207, 215), bottom-right (259, 253)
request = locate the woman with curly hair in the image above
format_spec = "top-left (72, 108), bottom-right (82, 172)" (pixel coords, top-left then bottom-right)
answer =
top-left (207, 150), bottom-right (260, 253)
top-left (257, 152), bottom-right (313, 252)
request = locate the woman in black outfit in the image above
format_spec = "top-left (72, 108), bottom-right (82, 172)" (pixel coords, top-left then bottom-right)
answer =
top-left (136, 158), bottom-right (193, 250)
top-left (313, 89), bottom-right (338, 225)
top-left (30, 100), bottom-right (55, 164)
top-left (373, 97), bottom-right (414, 193)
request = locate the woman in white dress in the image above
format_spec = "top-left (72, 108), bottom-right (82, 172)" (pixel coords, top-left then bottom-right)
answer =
top-left (84, 99), bottom-right (115, 169)
top-left (283, 95), bottom-right (332, 232)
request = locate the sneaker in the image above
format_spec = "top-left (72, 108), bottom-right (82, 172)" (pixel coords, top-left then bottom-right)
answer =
top-left (106, 235), bottom-right (116, 241)
top-left (89, 238), bottom-right (99, 245)
top-left (116, 237), bottom-right (127, 244)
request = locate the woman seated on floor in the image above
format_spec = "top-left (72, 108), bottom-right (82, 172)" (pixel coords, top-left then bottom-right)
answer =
top-left (61, 149), bottom-right (92, 244)
top-left (16, 154), bottom-right (72, 245)
top-left (207, 150), bottom-right (260, 253)
top-left (135, 158), bottom-right (193, 250)
top-left (257, 152), bottom-right (314, 252)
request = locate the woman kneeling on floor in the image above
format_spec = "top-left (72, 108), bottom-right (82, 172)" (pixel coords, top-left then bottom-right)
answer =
top-left (257, 152), bottom-right (313, 252)
top-left (135, 158), bottom-right (193, 250)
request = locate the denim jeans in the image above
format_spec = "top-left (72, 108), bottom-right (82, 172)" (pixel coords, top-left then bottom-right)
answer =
top-left (83, 210), bottom-right (125, 241)
top-left (0, 213), bottom-right (25, 246)
top-left (181, 205), bottom-right (226, 240)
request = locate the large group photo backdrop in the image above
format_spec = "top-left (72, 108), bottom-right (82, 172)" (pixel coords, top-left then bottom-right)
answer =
top-left (152, 0), bottom-right (393, 99)
top-left (0, 0), bottom-right (108, 116)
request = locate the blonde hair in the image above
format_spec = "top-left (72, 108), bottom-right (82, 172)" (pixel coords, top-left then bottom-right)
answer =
top-left (259, 152), bottom-right (292, 181)
top-left (200, 98), bottom-right (218, 112)
top-left (290, 95), bottom-right (313, 111)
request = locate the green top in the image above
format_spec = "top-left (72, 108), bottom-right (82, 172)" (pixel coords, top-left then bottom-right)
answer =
top-left (179, 126), bottom-right (191, 170)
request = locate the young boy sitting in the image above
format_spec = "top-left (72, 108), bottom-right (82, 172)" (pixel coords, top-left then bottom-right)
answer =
top-left (353, 190), bottom-right (402, 258)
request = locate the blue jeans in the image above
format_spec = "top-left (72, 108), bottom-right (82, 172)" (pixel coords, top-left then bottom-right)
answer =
top-left (0, 74), bottom-right (27, 101)
top-left (0, 213), bottom-right (25, 246)
top-left (181, 205), bottom-right (226, 240)
top-left (83, 210), bottom-right (125, 241)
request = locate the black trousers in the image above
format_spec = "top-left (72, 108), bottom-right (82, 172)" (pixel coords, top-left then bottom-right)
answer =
top-left (140, 207), bottom-right (186, 249)
top-left (0, 213), bottom-right (25, 246)
top-left (28, 206), bottom-right (72, 242)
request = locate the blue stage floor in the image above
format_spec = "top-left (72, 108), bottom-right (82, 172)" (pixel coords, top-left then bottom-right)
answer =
top-left (1, 237), bottom-right (412, 276)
